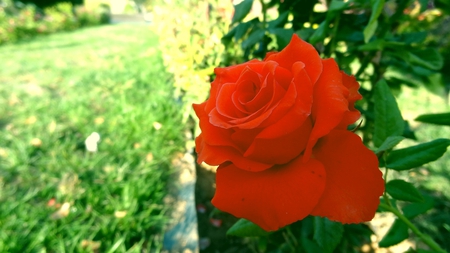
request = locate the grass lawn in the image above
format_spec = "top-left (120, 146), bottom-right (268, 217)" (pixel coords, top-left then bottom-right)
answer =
top-left (0, 24), bottom-right (185, 252)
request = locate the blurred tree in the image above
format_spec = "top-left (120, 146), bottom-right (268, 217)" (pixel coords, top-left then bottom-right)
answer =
top-left (17, 0), bottom-right (83, 9)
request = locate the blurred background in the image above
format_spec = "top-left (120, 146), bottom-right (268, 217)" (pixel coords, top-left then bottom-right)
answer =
top-left (0, 0), bottom-right (449, 252)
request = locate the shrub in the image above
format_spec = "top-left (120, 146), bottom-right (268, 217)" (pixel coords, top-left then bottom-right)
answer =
top-left (0, 0), bottom-right (110, 45)
top-left (152, 0), bottom-right (237, 133)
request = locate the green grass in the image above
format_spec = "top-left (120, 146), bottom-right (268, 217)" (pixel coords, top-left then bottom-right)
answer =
top-left (0, 24), bottom-right (185, 252)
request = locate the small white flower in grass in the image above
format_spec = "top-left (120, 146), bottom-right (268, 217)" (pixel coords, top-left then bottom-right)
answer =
top-left (0, 148), bottom-right (8, 158)
top-left (85, 132), bottom-right (101, 152)
top-left (51, 202), bottom-right (71, 220)
top-left (81, 240), bottom-right (101, 250)
top-left (153, 122), bottom-right (162, 130)
top-left (30, 138), bottom-right (42, 147)
top-left (114, 210), bottom-right (127, 218)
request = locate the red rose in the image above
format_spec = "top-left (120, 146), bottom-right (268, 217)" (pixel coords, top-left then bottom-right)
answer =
top-left (193, 35), bottom-right (384, 231)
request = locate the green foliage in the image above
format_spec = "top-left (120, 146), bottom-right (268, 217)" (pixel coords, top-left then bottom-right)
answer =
top-left (221, 0), bottom-right (450, 97)
top-left (241, 217), bottom-right (372, 253)
top-left (363, 0), bottom-right (385, 43)
top-left (402, 195), bottom-right (434, 219)
top-left (386, 179), bottom-right (424, 202)
top-left (226, 219), bottom-right (270, 237)
top-left (374, 136), bottom-right (405, 154)
top-left (415, 112), bottom-right (450, 126)
top-left (378, 219), bottom-right (409, 247)
top-left (232, 0), bottom-right (253, 24)
top-left (313, 217), bottom-right (344, 253)
top-left (373, 79), bottom-right (405, 148)
top-left (386, 139), bottom-right (450, 171)
top-left (0, 25), bottom-right (185, 252)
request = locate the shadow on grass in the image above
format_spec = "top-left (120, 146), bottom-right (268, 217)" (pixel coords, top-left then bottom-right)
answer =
top-left (0, 118), bottom-right (10, 129)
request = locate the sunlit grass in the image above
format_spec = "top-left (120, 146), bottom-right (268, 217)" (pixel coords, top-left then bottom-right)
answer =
top-left (0, 24), bottom-right (185, 252)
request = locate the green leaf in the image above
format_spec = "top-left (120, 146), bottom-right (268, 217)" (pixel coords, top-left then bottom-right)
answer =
top-left (226, 219), bottom-right (269, 237)
top-left (378, 197), bottom-right (397, 212)
top-left (373, 79), bottom-right (404, 148)
top-left (423, 72), bottom-right (446, 97)
top-left (268, 11), bottom-right (289, 29)
top-left (358, 40), bottom-right (405, 51)
top-left (386, 139), bottom-right (450, 170)
top-left (363, 19), bottom-right (378, 43)
top-left (363, 0), bottom-right (385, 43)
top-left (402, 195), bottom-right (434, 219)
top-left (296, 28), bottom-right (314, 41)
top-left (309, 21), bottom-right (328, 44)
top-left (313, 217), bottom-right (344, 253)
top-left (232, 0), bottom-right (253, 24)
top-left (415, 112), bottom-right (450, 126)
top-left (270, 28), bottom-right (294, 49)
top-left (241, 29), bottom-right (265, 49)
top-left (416, 249), bottom-right (441, 253)
top-left (221, 27), bottom-right (237, 45)
top-left (384, 64), bottom-right (423, 88)
top-left (386, 179), bottom-right (424, 202)
top-left (378, 219), bottom-right (409, 247)
top-left (408, 48), bottom-right (443, 70)
top-left (375, 136), bottom-right (405, 154)
top-left (234, 20), bottom-right (254, 41)
top-left (329, 0), bottom-right (349, 12)
top-left (358, 39), bottom-right (385, 51)
top-left (399, 31), bottom-right (427, 44)
top-left (301, 237), bottom-right (322, 253)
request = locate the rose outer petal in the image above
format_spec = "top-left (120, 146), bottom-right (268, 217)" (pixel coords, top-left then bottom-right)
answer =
top-left (337, 72), bottom-right (363, 128)
top-left (265, 34), bottom-right (323, 84)
top-left (303, 59), bottom-right (349, 161)
top-left (195, 102), bottom-right (273, 171)
top-left (212, 157), bottom-right (326, 231)
top-left (311, 130), bottom-right (384, 223)
top-left (194, 102), bottom-right (237, 149)
top-left (195, 134), bottom-right (273, 171)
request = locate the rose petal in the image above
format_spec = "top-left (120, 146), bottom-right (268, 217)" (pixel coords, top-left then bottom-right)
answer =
top-left (228, 65), bottom-right (297, 129)
top-left (265, 34), bottom-right (323, 84)
top-left (242, 63), bottom-right (283, 113)
top-left (256, 62), bottom-right (313, 139)
top-left (195, 134), bottom-right (273, 172)
top-left (205, 60), bottom-right (263, 113)
top-left (303, 59), bottom-right (349, 160)
top-left (194, 103), bottom-right (237, 148)
top-left (195, 99), bottom-right (281, 171)
top-left (216, 82), bottom-right (241, 119)
top-left (244, 118), bottom-right (312, 164)
top-left (212, 157), bottom-right (326, 231)
top-left (337, 72), bottom-right (363, 128)
top-left (233, 68), bottom-right (264, 115)
top-left (272, 64), bottom-right (293, 90)
top-left (311, 130), bottom-right (384, 223)
top-left (209, 62), bottom-right (291, 130)
top-left (213, 60), bottom-right (263, 84)
top-left (231, 128), bottom-right (261, 152)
